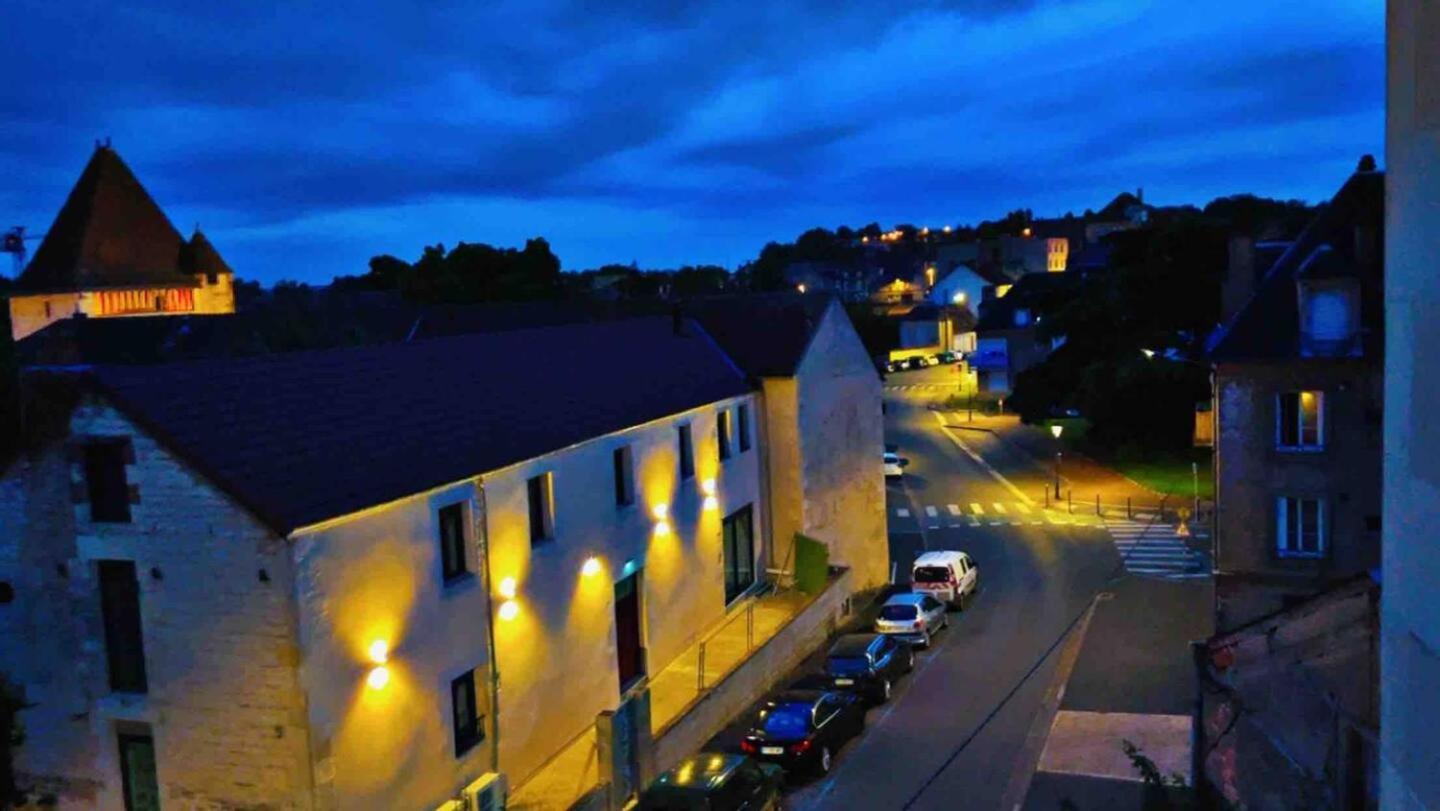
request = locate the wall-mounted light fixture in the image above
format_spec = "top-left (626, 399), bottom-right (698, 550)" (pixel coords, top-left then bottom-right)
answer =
top-left (497, 576), bottom-right (518, 600)
top-left (366, 639), bottom-right (390, 690)
top-left (701, 478), bottom-right (718, 511)
top-left (498, 600), bottom-right (520, 621)
top-left (653, 502), bottom-right (672, 535)
top-left (582, 556), bottom-right (602, 577)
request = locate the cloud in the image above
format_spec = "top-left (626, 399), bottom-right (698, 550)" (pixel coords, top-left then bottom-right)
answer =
top-left (0, 0), bottom-right (1383, 282)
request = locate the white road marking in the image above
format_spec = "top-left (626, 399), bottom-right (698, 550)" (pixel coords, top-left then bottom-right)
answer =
top-left (947, 504), bottom-right (963, 516)
top-left (925, 506), bottom-right (938, 517)
top-left (970, 502), bottom-right (985, 515)
top-left (1015, 502), bottom-right (1032, 514)
top-left (896, 508), bottom-right (910, 518)
top-left (993, 502), bottom-right (1008, 514)
top-left (932, 411), bottom-right (1036, 506)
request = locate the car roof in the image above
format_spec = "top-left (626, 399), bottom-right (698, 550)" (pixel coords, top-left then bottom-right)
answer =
top-left (653, 753), bottom-right (746, 789)
top-left (829, 633), bottom-right (881, 655)
top-left (914, 550), bottom-right (967, 566)
top-left (883, 592), bottom-right (928, 606)
top-left (770, 689), bottom-right (827, 706)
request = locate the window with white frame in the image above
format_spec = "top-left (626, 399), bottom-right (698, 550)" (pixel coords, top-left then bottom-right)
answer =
top-left (1276, 391), bottom-right (1324, 449)
top-left (1276, 496), bottom-right (1326, 558)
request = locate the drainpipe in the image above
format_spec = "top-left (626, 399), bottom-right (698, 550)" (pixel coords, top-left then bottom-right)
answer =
top-left (474, 480), bottom-right (502, 773)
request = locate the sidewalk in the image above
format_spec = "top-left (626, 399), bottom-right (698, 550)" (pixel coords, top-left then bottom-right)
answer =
top-left (940, 412), bottom-right (1204, 521)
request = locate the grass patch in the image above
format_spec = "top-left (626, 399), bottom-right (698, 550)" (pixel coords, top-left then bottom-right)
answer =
top-left (1109, 451), bottom-right (1214, 500)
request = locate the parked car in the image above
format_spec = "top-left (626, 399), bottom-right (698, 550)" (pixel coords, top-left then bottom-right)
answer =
top-left (904, 356), bottom-right (926, 371)
top-left (822, 633), bottom-right (912, 704)
top-left (883, 451), bottom-right (905, 480)
top-left (910, 550), bottom-right (979, 609)
top-left (874, 592), bottom-right (949, 647)
top-left (937, 351), bottom-right (958, 364)
top-left (640, 753), bottom-right (785, 810)
top-left (740, 690), bottom-right (866, 776)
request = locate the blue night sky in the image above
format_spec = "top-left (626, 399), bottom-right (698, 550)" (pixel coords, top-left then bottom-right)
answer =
top-left (3, 1), bottom-right (1383, 285)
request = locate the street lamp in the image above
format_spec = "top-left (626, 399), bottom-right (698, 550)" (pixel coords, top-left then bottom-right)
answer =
top-left (1050, 424), bottom-right (1064, 499)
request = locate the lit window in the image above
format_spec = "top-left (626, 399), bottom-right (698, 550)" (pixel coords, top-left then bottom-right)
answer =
top-left (613, 446), bottom-right (635, 507)
top-left (527, 472), bottom-right (555, 545)
top-left (1276, 497), bottom-right (1325, 558)
top-left (1014, 308), bottom-right (1032, 327)
top-left (437, 502), bottom-right (469, 582)
top-left (1277, 391), bottom-right (1324, 449)
top-left (451, 668), bottom-right (485, 757)
top-left (717, 409), bottom-right (732, 462)
top-left (678, 424), bottom-right (694, 481)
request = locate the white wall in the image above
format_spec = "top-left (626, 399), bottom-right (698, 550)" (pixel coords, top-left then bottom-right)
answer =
top-left (290, 480), bottom-right (494, 810)
top-left (482, 394), bottom-right (764, 786)
top-left (1381, 2), bottom-right (1440, 807)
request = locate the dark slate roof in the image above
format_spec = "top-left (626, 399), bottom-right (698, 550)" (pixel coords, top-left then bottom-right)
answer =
top-left (681, 293), bottom-right (835, 378)
top-left (87, 317), bottom-right (751, 534)
top-left (975, 272), bottom-right (1078, 332)
top-left (1207, 170), bottom-right (1383, 362)
top-left (17, 146), bottom-right (230, 292)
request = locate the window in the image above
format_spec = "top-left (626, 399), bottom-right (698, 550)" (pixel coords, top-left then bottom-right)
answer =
top-left (722, 505), bottom-right (755, 603)
top-left (99, 561), bottom-right (147, 693)
top-left (451, 669), bottom-right (484, 757)
top-left (84, 439), bottom-right (133, 523)
top-left (738, 404), bottom-right (752, 453)
top-left (118, 730), bottom-right (160, 811)
top-left (1277, 497), bottom-right (1326, 558)
top-left (438, 502), bottom-right (469, 582)
top-left (613, 446), bottom-right (635, 507)
top-left (1277, 391), bottom-right (1324, 449)
top-left (527, 473), bottom-right (554, 545)
top-left (1013, 308), bottom-right (1032, 327)
top-left (717, 409), bottom-right (732, 462)
top-left (677, 424), bottom-right (694, 481)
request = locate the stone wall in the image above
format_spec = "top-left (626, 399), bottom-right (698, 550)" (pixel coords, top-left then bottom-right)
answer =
top-left (1214, 361), bottom-right (1381, 630)
top-left (0, 398), bottom-right (313, 809)
top-left (795, 303), bottom-right (888, 591)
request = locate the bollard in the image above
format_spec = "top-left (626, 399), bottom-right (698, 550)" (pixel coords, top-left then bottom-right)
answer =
top-left (697, 643), bottom-right (707, 692)
top-left (1068, 489), bottom-right (1073, 514)
top-left (1096, 493), bottom-right (1101, 517)
top-left (1045, 488), bottom-right (1050, 508)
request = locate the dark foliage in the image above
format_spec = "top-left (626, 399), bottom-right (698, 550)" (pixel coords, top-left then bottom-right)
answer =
top-left (334, 238), bottom-right (562, 303)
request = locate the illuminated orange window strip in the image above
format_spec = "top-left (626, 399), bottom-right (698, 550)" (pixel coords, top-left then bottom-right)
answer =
top-left (99, 287), bottom-right (195, 315)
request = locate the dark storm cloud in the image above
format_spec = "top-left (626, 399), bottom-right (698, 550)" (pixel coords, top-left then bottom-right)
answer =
top-left (0, 0), bottom-right (1383, 281)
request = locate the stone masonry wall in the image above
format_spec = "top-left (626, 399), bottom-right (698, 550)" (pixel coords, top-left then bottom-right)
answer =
top-left (0, 397), bottom-right (313, 809)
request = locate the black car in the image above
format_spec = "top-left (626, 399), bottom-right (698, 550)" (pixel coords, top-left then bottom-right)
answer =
top-left (639, 753), bottom-right (784, 810)
top-left (823, 633), bottom-right (913, 703)
top-left (904, 356), bottom-right (926, 371)
top-left (740, 690), bottom-right (866, 775)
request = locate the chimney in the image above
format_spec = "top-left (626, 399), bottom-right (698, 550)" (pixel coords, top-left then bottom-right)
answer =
top-left (1136, 187), bottom-right (1144, 204)
top-left (1222, 236), bottom-right (1256, 323)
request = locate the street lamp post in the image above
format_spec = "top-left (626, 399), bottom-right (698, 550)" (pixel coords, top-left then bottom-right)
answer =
top-left (1050, 424), bottom-right (1064, 499)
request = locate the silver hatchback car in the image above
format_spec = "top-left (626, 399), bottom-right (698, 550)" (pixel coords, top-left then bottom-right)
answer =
top-left (874, 592), bottom-right (949, 648)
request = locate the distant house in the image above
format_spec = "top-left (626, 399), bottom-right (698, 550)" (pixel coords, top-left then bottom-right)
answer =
top-left (971, 273), bottom-right (1075, 394)
top-left (783, 261), bottom-right (869, 301)
top-left (7, 145), bottom-right (236, 341)
top-left (926, 263), bottom-right (1009, 314)
top-left (1207, 166), bottom-right (1384, 631)
top-left (1084, 189), bottom-right (1152, 243)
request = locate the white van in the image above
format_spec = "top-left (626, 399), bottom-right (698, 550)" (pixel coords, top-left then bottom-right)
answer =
top-left (910, 550), bottom-right (978, 609)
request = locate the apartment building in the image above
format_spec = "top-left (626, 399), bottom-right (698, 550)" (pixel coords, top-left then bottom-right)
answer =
top-left (0, 318), bottom-right (766, 809)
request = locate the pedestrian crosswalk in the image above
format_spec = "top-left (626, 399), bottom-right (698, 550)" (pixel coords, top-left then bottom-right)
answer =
top-left (884, 384), bottom-right (956, 392)
top-left (895, 501), bottom-right (1103, 529)
top-left (1103, 518), bottom-right (1210, 580)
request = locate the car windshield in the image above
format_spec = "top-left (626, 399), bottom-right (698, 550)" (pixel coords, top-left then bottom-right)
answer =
top-left (914, 566), bottom-right (952, 583)
top-left (880, 604), bottom-right (918, 621)
top-left (761, 703), bottom-right (812, 737)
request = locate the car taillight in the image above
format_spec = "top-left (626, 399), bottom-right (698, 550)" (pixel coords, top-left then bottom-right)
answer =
top-left (790, 739), bottom-right (813, 755)
top-left (913, 620), bottom-right (924, 629)
top-left (740, 740), bottom-right (757, 754)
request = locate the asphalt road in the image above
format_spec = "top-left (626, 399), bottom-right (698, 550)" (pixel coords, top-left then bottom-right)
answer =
top-left (778, 378), bottom-right (1122, 810)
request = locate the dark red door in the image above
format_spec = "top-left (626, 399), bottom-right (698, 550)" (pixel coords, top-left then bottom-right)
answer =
top-left (615, 572), bottom-right (644, 690)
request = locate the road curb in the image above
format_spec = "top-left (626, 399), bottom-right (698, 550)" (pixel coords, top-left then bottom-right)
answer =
top-left (998, 593), bottom-right (1103, 811)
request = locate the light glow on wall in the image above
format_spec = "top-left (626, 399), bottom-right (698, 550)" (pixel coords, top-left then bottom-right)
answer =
top-left (366, 665), bottom-right (391, 690)
top-left (499, 599), bottom-right (520, 621)
top-left (367, 639), bottom-right (389, 664)
top-left (498, 576), bottom-right (518, 599)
